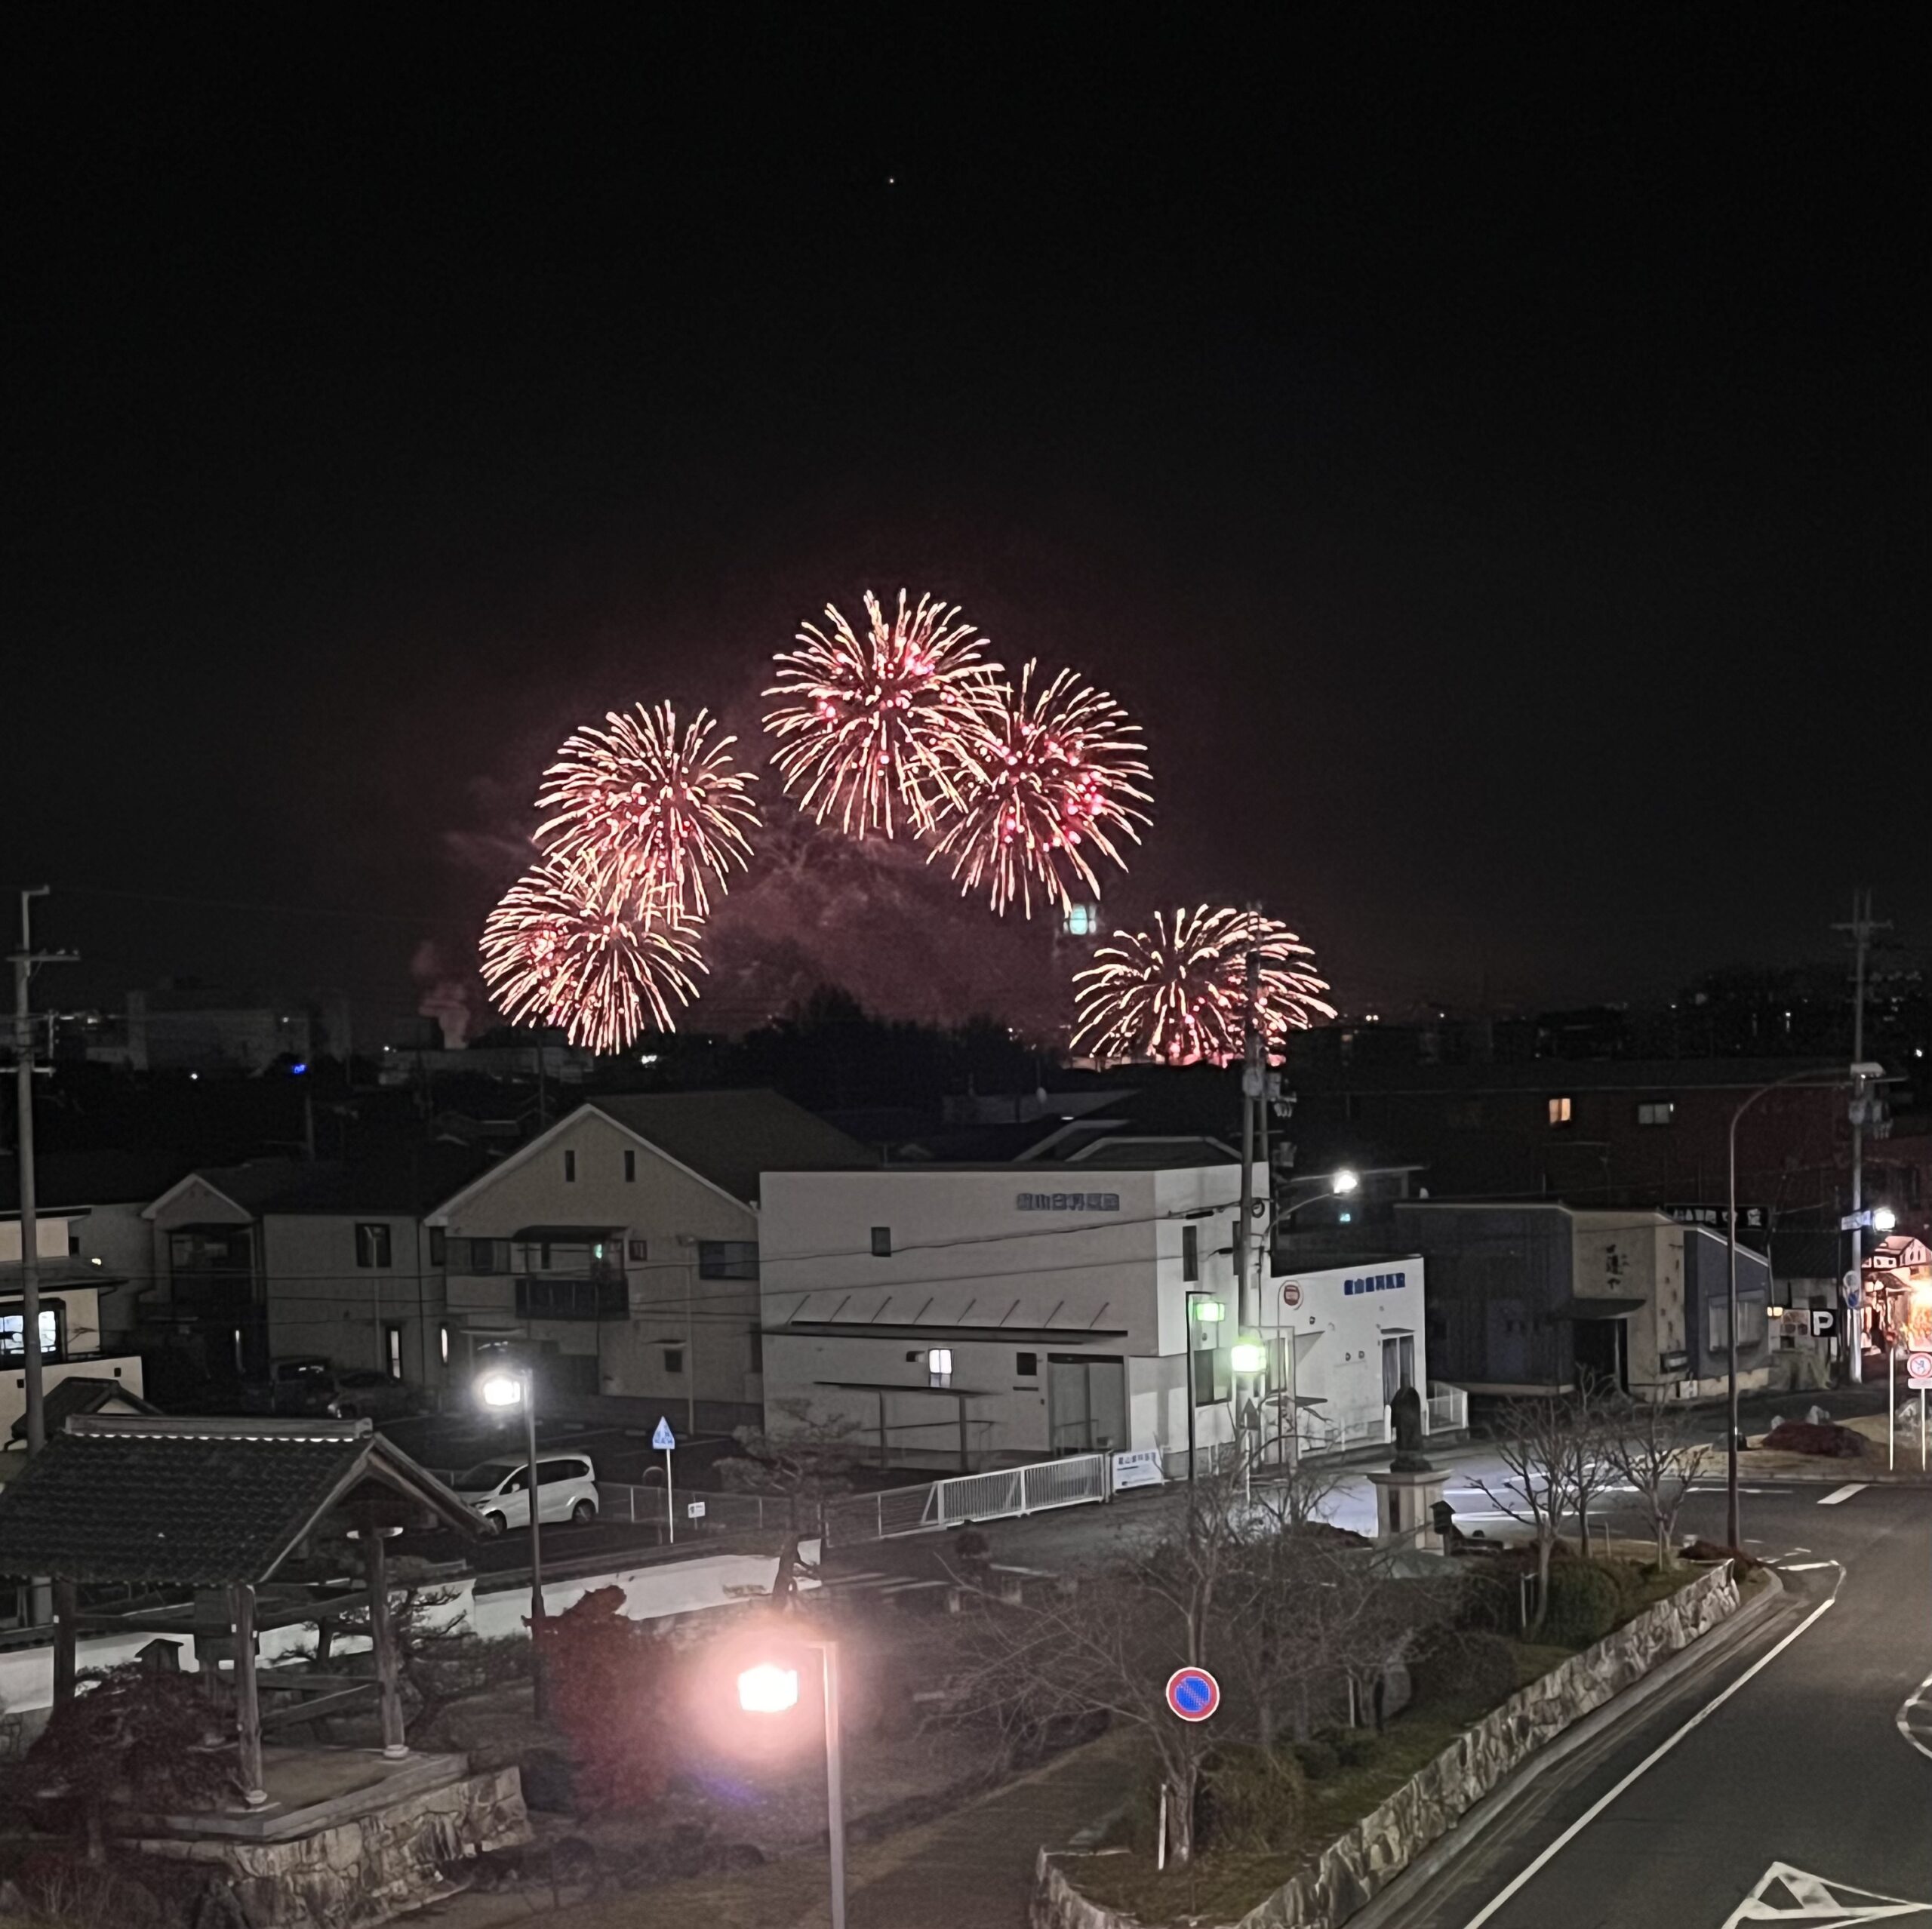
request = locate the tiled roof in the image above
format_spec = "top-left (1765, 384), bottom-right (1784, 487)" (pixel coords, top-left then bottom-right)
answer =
top-left (8, 1376), bottom-right (158, 1441)
top-left (0, 1417), bottom-right (478, 1586)
top-left (588, 1090), bottom-right (872, 1202)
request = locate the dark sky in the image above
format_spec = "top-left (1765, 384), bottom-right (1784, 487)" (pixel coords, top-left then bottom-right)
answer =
top-left (7, 9), bottom-right (1926, 1039)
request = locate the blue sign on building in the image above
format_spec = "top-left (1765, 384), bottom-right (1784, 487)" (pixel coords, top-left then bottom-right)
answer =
top-left (1344, 1271), bottom-right (1407, 1297)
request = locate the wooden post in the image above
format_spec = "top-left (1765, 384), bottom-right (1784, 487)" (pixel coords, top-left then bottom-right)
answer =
top-left (52, 1580), bottom-right (77, 1708)
top-left (363, 1528), bottom-right (408, 1759)
top-left (230, 1584), bottom-right (266, 1807)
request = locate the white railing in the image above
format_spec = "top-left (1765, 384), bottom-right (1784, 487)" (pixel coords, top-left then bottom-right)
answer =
top-left (820, 1453), bottom-right (1111, 1546)
top-left (1426, 1383), bottom-right (1469, 1434)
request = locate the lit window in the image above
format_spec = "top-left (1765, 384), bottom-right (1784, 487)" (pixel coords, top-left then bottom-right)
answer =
top-left (438, 1324), bottom-right (451, 1365)
top-left (928, 1347), bottom-right (954, 1386)
top-left (1063, 902), bottom-right (1098, 937)
top-left (1547, 1096), bottom-right (1574, 1127)
top-left (1637, 1101), bottom-right (1675, 1127)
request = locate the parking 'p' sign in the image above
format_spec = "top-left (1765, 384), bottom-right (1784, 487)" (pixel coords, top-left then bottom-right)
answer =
top-left (1164, 1666), bottom-right (1220, 1723)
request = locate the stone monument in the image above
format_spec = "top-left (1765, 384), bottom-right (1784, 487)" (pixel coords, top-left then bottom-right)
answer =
top-left (1367, 1386), bottom-right (1451, 1552)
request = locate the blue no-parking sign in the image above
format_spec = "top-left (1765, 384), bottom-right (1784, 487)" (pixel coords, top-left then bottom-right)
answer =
top-left (1164, 1666), bottom-right (1220, 1722)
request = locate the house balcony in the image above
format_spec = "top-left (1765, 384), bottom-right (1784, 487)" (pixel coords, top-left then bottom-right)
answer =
top-left (512, 1275), bottom-right (627, 1321)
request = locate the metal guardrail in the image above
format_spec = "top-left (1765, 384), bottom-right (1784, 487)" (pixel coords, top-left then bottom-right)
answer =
top-left (821, 1452), bottom-right (1111, 1547)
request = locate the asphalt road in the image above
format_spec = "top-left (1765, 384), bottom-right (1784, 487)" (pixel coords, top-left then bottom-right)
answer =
top-left (1378, 1479), bottom-right (1932, 1929)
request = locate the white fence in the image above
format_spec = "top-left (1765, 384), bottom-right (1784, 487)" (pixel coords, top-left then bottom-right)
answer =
top-left (822, 1453), bottom-right (1110, 1547)
top-left (1428, 1382), bottom-right (1469, 1434)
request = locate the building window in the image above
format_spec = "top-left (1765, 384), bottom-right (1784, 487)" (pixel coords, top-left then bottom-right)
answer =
top-left (428, 1227), bottom-right (448, 1266)
top-left (1191, 1346), bottom-right (1229, 1407)
top-left (928, 1347), bottom-right (954, 1387)
top-left (663, 1346), bottom-right (684, 1374)
top-left (628, 1238), bottom-right (649, 1263)
top-left (748, 1324), bottom-right (764, 1374)
top-left (564, 1149), bottom-right (577, 1183)
top-left (624, 1149), bottom-right (636, 1183)
top-left (1708, 1298), bottom-right (1769, 1354)
top-left (1547, 1096), bottom-right (1574, 1127)
top-left (871, 1226), bottom-right (893, 1257)
top-left (0, 1309), bottom-right (60, 1358)
top-left (1182, 1224), bottom-right (1199, 1282)
top-left (697, 1241), bottom-right (759, 1280)
top-left (1637, 1101), bottom-right (1675, 1127)
top-left (385, 1324), bottom-right (405, 1380)
top-left (452, 1237), bottom-right (510, 1274)
top-left (438, 1324), bottom-right (451, 1365)
top-left (355, 1223), bottom-right (392, 1269)
top-left (1015, 1351), bottom-right (1038, 1377)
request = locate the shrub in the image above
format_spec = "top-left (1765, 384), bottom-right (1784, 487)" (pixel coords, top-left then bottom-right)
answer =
top-left (532, 1587), bottom-right (677, 1814)
top-left (1762, 1420), bottom-right (1863, 1459)
top-left (1410, 1628), bottom-right (1520, 1711)
top-left (1291, 1738), bottom-right (1339, 1782)
top-left (1331, 1730), bottom-right (1378, 1770)
top-left (1198, 1745), bottom-right (1305, 1851)
top-left (1540, 1561), bottom-right (1621, 1646)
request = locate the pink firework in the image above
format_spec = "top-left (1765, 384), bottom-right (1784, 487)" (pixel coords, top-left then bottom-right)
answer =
top-left (478, 857), bottom-right (704, 1054)
top-left (1071, 906), bottom-right (1334, 1066)
top-left (535, 703), bottom-right (758, 917)
top-left (762, 589), bottom-right (1001, 838)
top-left (930, 660), bottom-right (1152, 918)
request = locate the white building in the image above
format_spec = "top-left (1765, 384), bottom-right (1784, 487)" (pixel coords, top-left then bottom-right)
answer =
top-left (755, 1156), bottom-right (1435, 1472)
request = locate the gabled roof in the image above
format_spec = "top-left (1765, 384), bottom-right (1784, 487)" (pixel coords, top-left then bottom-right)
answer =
top-left (8, 1376), bottom-right (158, 1441)
top-left (146, 1146), bottom-right (491, 1223)
top-left (0, 1416), bottom-right (481, 1586)
top-left (429, 1088), bottom-right (872, 1222)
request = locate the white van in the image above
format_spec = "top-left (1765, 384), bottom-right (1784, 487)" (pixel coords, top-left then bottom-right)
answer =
top-left (454, 1452), bottom-right (599, 1533)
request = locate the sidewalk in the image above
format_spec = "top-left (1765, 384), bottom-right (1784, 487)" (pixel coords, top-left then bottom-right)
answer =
top-left (411, 1730), bottom-right (1136, 1929)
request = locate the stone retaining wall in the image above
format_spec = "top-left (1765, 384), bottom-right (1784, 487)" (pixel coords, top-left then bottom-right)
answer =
top-left (137, 1765), bottom-right (531, 1928)
top-left (1033, 1561), bottom-right (1743, 1929)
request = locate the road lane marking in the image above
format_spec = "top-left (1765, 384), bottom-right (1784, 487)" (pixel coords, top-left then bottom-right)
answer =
top-left (1780, 1561), bottom-right (1835, 1572)
top-left (1457, 1572), bottom-right (1842, 1928)
top-left (1818, 1484), bottom-right (1868, 1505)
top-left (1897, 1666), bottom-right (1932, 1766)
top-left (1720, 1860), bottom-right (1931, 1924)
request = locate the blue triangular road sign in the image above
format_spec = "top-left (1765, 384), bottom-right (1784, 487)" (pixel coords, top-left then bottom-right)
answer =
top-left (651, 1417), bottom-right (676, 1451)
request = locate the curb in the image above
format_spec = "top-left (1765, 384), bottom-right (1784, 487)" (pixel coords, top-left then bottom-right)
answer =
top-left (1343, 1564), bottom-right (1789, 1929)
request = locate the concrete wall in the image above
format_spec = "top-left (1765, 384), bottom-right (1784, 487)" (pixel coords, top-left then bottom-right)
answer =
top-left (1570, 1212), bottom-right (1687, 1394)
top-left (757, 1165), bottom-right (1240, 1460)
top-left (260, 1214), bottom-right (442, 1386)
top-left (1260, 1256), bottom-right (1430, 1436)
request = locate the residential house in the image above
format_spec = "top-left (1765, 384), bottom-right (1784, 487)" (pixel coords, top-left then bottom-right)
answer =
top-left (426, 1091), bottom-right (869, 1429)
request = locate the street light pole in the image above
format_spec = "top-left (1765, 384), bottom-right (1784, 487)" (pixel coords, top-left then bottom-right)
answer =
top-left (1725, 1064), bottom-right (1882, 1548)
top-left (738, 1643), bottom-right (844, 1929)
top-left (480, 1362), bottom-right (546, 1715)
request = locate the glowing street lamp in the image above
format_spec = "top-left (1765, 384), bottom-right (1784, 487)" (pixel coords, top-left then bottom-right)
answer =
top-left (1229, 1341), bottom-right (1267, 1375)
top-left (1331, 1168), bottom-right (1360, 1195)
top-left (476, 1358), bottom-right (546, 1713)
top-left (1872, 1205), bottom-right (1898, 1233)
top-left (739, 1641), bottom-right (845, 1929)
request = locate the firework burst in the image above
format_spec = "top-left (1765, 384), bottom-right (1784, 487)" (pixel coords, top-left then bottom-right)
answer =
top-left (762, 589), bottom-right (1001, 838)
top-left (929, 661), bottom-right (1152, 918)
top-left (535, 703), bottom-right (758, 916)
top-left (1071, 906), bottom-right (1334, 1066)
top-left (478, 857), bottom-right (704, 1054)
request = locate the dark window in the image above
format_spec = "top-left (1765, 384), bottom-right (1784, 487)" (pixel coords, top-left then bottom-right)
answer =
top-left (628, 1237), bottom-right (649, 1262)
top-left (538, 1458), bottom-right (588, 1485)
top-left (355, 1223), bottom-right (392, 1269)
top-left (697, 1241), bottom-right (759, 1280)
top-left (748, 1324), bottom-right (764, 1373)
top-left (1182, 1224), bottom-right (1198, 1281)
top-left (564, 1149), bottom-right (577, 1183)
top-left (871, 1226), bottom-right (892, 1257)
top-left (624, 1149), bottom-right (636, 1182)
top-left (1016, 1351), bottom-right (1038, 1377)
top-left (1192, 1346), bottom-right (1229, 1407)
top-left (428, 1227), bottom-right (448, 1266)
top-left (663, 1346), bottom-right (685, 1374)
top-left (460, 1237), bottom-right (511, 1274)
top-left (67, 1231), bottom-right (81, 1257)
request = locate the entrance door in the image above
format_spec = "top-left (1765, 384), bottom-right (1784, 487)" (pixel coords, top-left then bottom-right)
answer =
top-left (1381, 1334), bottom-right (1416, 1405)
top-left (1571, 1317), bottom-right (1625, 1392)
top-left (1047, 1355), bottom-right (1127, 1453)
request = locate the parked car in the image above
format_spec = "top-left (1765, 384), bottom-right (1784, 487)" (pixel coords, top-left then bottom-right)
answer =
top-left (241, 1358), bottom-right (420, 1421)
top-left (454, 1452), bottom-right (600, 1533)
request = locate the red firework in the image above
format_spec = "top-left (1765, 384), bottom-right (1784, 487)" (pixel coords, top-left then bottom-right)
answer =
top-left (762, 589), bottom-right (1001, 838)
top-left (1070, 906), bottom-right (1334, 1065)
top-left (535, 703), bottom-right (758, 916)
top-left (929, 660), bottom-right (1151, 918)
top-left (478, 857), bottom-right (704, 1054)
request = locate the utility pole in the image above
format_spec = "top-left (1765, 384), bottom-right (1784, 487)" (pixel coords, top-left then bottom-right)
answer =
top-left (11, 888), bottom-right (78, 1460)
top-left (1832, 891), bottom-right (1890, 1385)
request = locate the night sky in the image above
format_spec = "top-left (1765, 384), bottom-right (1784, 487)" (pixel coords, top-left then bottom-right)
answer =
top-left (8, 11), bottom-right (1926, 1040)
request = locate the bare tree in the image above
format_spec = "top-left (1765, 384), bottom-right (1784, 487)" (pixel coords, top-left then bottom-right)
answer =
top-left (719, 1398), bottom-right (865, 1531)
top-left (950, 1471), bottom-right (1244, 1867)
top-left (1606, 1398), bottom-right (1710, 1569)
top-left (1478, 1397), bottom-right (1581, 1633)
top-left (1566, 1383), bottom-right (1629, 1556)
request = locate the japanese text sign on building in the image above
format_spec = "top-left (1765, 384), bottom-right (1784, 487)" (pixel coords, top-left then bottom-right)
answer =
top-left (1016, 1192), bottom-right (1121, 1212)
